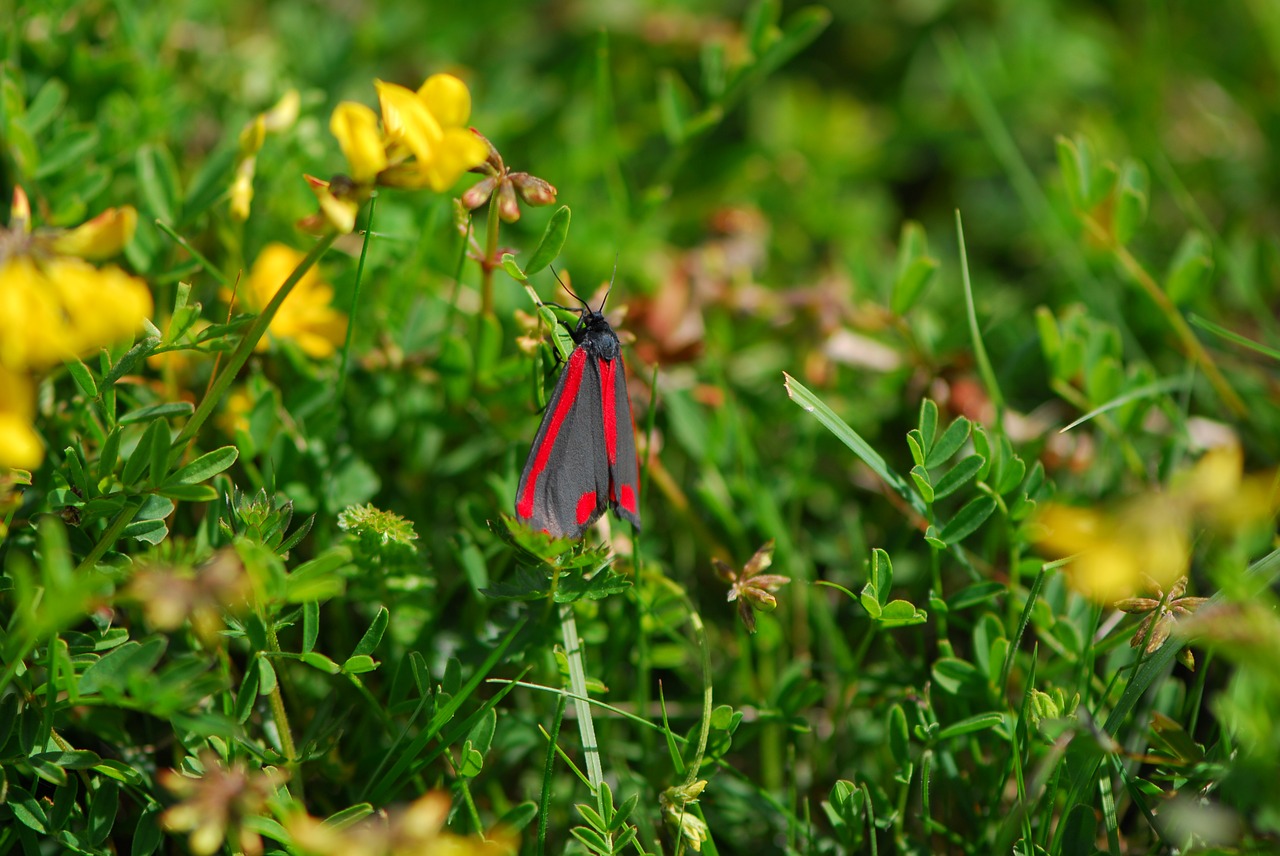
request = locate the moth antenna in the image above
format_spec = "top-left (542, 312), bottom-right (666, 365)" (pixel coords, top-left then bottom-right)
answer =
top-left (549, 264), bottom-right (588, 311)
top-left (598, 254), bottom-right (619, 312)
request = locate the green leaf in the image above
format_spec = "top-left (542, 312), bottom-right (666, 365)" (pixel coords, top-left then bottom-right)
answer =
top-left (301, 652), bottom-right (341, 674)
top-left (1165, 230), bottom-right (1213, 305)
top-left (938, 496), bottom-right (997, 544)
top-left (946, 581), bottom-right (1005, 611)
top-left (524, 205), bottom-right (571, 275)
top-left (147, 418), bottom-right (172, 488)
top-left (887, 704), bottom-right (909, 766)
top-left (79, 637), bottom-right (167, 695)
top-left (123, 419), bottom-right (165, 483)
top-left (859, 584), bottom-right (882, 619)
top-left (21, 77), bottom-right (68, 135)
top-left (498, 802), bottom-right (539, 832)
top-left (104, 337), bottom-right (160, 388)
top-left (156, 483), bottom-right (219, 502)
top-left (351, 606), bottom-right (389, 659)
top-left (35, 127), bottom-right (99, 179)
top-left (119, 402), bottom-right (194, 425)
top-left (891, 221), bottom-right (938, 315)
top-left (658, 69), bottom-right (695, 144)
top-left (756, 6), bottom-right (831, 77)
top-left (931, 657), bottom-right (987, 696)
top-left (936, 712), bottom-right (1005, 741)
top-left (131, 806), bottom-right (163, 856)
top-left (258, 655), bottom-right (277, 695)
top-left (877, 600), bottom-right (927, 628)
top-left (909, 465), bottom-right (934, 504)
top-left (6, 786), bottom-right (48, 833)
top-left (136, 143), bottom-right (182, 223)
top-left (302, 600), bottom-right (319, 654)
top-left (122, 518), bottom-right (168, 544)
top-left (164, 446), bottom-right (238, 486)
top-left (918, 399), bottom-right (938, 450)
top-left (926, 416), bottom-right (971, 467)
top-left (66, 358), bottom-right (98, 399)
top-left (1113, 160), bottom-right (1148, 245)
top-left (133, 494), bottom-right (174, 522)
top-left (500, 252), bottom-right (527, 282)
top-left (342, 654), bottom-right (378, 674)
top-left (1056, 135), bottom-right (1085, 210)
top-left (785, 374), bottom-right (920, 515)
top-left (933, 455), bottom-right (985, 500)
top-left (87, 780), bottom-right (119, 846)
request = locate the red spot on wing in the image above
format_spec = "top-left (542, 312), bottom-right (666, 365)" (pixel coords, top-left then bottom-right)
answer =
top-left (575, 491), bottom-right (597, 525)
top-left (619, 484), bottom-right (637, 514)
top-left (599, 357), bottom-right (617, 465)
top-left (517, 348), bottom-right (587, 519)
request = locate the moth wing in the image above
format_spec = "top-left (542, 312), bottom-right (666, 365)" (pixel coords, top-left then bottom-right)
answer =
top-left (606, 357), bottom-right (642, 530)
top-left (515, 347), bottom-right (611, 538)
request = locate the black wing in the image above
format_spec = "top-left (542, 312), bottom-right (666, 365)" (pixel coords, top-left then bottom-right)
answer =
top-left (515, 346), bottom-right (612, 538)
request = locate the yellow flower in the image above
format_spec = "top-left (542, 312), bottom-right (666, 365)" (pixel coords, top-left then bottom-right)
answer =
top-left (216, 386), bottom-right (255, 436)
top-left (358, 75), bottom-right (486, 192)
top-left (49, 205), bottom-right (138, 260)
top-left (330, 102), bottom-right (387, 183)
top-left (1034, 442), bottom-right (1275, 603)
top-left (1035, 499), bottom-right (1189, 603)
top-left (235, 243), bottom-right (347, 358)
top-left (0, 367), bottom-right (42, 470)
top-left (0, 189), bottom-right (153, 469)
top-left (287, 791), bottom-right (515, 856)
top-left (230, 90), bottom-right (301, 222)
top-left (0, 255), bottom-right (153, 371)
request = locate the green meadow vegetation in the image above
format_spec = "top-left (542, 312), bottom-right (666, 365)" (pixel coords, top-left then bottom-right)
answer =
top-left (3, 1), bottom-right (1280, 853)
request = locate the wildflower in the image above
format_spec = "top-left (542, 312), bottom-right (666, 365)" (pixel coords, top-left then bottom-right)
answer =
top-left (231, 90), bottom-right (301, 221)
top-left (211, 387), bottom-right (255, 438)
top-left (459, 131), bottom-right (558, 223)
top-left (1034, 499), bottom-right (1188, 603)
top-left (1116, 574), bottom-right (1208, 668)
top-left (713, 540), bottom-right (790, 634)
top-left (0, 187), bottom-right (152, 468)
top-left (160, 751), bottom-right (284, 856)
top-left (373, 75), bottom-right (487, 192)
top-left (287, 790), bottom-right (515, 856)
top-left (660, 780), bottom-right (710, 852)
top-left (230, 243), bottom-right (347, 358)
top-left (0, 367), bottom-right (41, 470)
top-left (1035, 441), bottom-right (1276, 602)
top-left (129, 549), bottom-right (251, 644)
top-left (330, 102), bottom-right (387, 183)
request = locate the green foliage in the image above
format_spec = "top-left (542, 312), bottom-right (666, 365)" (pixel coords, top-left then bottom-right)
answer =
top-left (4, 1), bottom-right (1280, 855)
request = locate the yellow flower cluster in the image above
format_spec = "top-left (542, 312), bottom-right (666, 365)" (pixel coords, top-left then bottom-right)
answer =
top-left (226, 243), bottom-right (348, 359)
top-left (307, 74), bottom-right (488, 233)
top-left (0, 191), bottom-right (152, 469)
top-left (1035, 443), bottom-right (1276, 602)
top-left (287, 791), bottom-right (515, 856)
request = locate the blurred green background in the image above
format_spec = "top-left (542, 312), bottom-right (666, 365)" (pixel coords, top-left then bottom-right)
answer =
top-left (6, 0), bottom-right (1280, 852)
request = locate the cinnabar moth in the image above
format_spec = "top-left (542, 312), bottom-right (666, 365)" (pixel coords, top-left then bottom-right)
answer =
top-left (515, 284), bottom-right (641, 539)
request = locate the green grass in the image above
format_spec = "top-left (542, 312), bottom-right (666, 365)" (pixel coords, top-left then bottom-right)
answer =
top-left (3, 1), bottom-right (1280, 854)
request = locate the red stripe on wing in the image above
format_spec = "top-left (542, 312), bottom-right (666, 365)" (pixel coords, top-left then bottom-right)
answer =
top-left (599, 357), bottom-right (617, 466)
top-left (516, 347), bottom-right (588, 520)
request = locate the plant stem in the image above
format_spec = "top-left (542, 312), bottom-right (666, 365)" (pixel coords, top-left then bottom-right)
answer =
top-left (481, 194), bottom-right (502, 317)
top-left (1080, 214), bottom-right (1245, 415)
top-left (560, 603), bottom-right (603, 791)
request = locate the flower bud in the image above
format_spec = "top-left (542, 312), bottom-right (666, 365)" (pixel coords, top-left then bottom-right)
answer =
top-left (460, 175), bottom-right (497, 210)
top-left (10, 186), bottom-right (31, 233)
top-left (496, 180), bottom-right (520, 222)
top-left (512, 172), bottom-right (557, 206)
